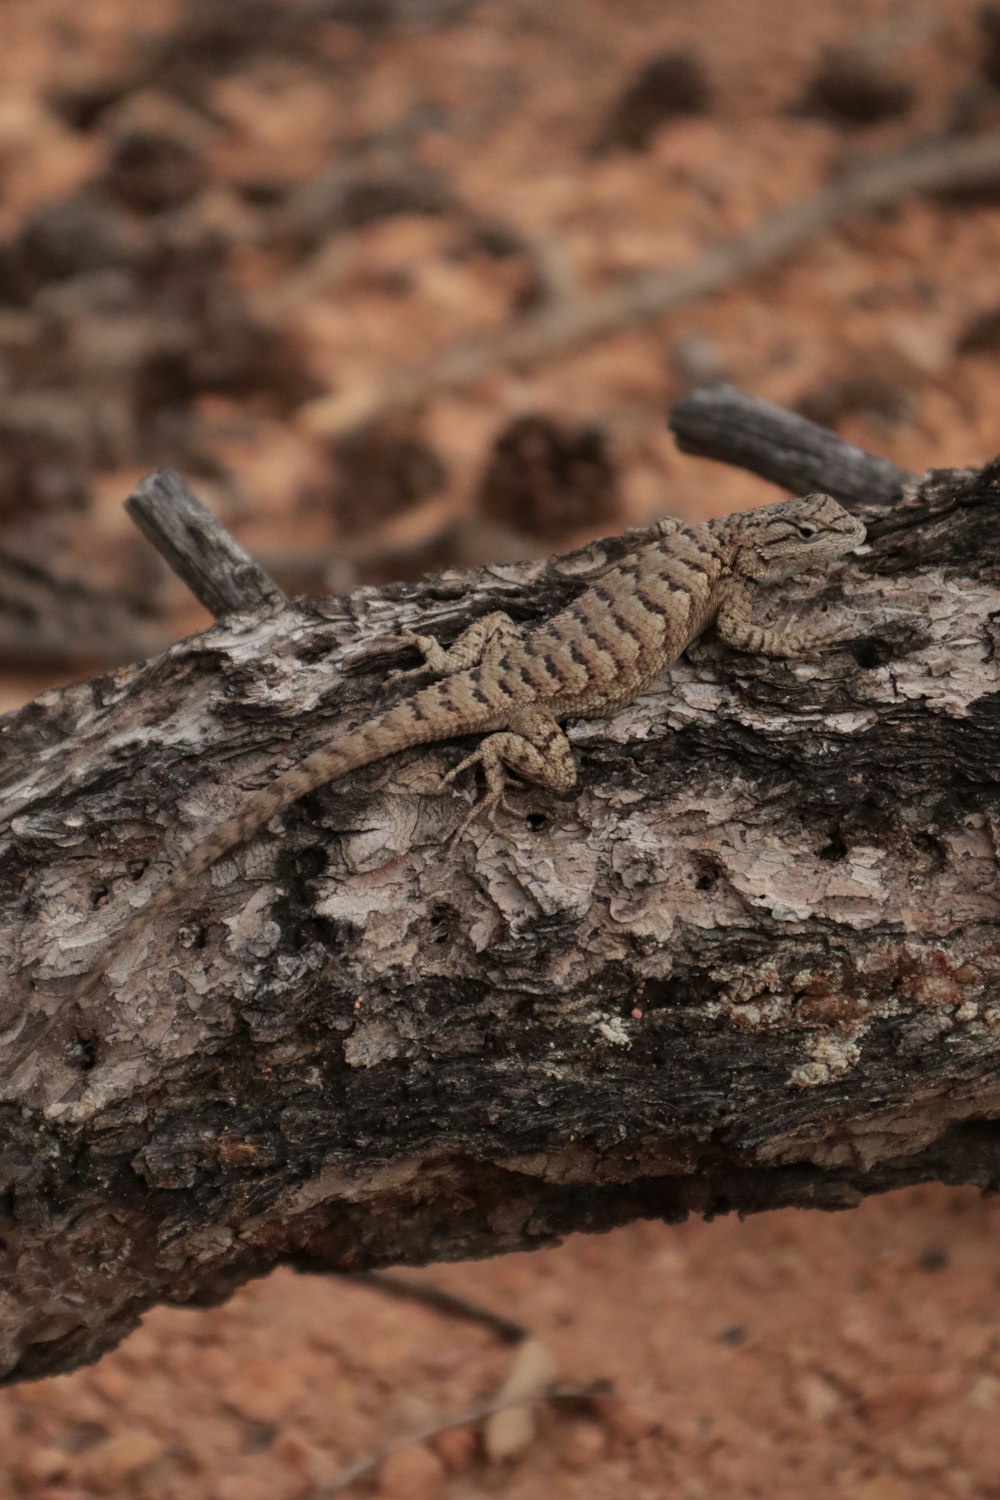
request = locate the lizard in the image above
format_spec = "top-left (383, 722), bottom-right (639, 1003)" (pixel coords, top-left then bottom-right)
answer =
top-left (38, 492), bottom-right (866, 1041)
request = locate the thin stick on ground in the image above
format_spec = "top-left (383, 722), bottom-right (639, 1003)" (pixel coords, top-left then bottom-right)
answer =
top-left (317, 1379), bottom-right (611, 1497)
top-left (344, 1270), bottom-right (529, 1343)
top-left (301, 130), bottom-right (1000, 438)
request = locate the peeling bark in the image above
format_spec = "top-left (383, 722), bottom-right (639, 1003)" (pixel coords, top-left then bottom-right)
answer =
top-left (2, 439), bottom-right (1000, 1385)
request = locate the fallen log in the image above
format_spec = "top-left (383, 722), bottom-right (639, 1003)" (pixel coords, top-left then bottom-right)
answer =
top-left (2, 403), bottom-right (999, 1384)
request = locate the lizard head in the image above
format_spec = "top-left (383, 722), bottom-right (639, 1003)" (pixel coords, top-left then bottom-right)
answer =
top-left (728, 494), bottom-right (867, 583)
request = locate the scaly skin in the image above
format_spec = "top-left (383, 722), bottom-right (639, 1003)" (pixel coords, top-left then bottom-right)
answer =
top-left (55, 493), bottom-right (867, 1024)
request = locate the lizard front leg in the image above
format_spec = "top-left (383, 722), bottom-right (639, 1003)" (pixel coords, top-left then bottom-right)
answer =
top-left (388, 611), bottom-right (524, 683)
top-left (441, 706), bottom-right (577, 843)
top-left (716, 581), bottom-right (854, 658)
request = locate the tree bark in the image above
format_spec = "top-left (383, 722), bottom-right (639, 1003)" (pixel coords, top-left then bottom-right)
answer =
top-left (2, 419), bottom-right (1000, 1385)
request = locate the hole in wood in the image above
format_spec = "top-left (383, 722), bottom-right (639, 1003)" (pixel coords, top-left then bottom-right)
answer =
top-left (851, 636), bottom-right (895, 669)
top-left (818, 829), bottom-right (848, 862)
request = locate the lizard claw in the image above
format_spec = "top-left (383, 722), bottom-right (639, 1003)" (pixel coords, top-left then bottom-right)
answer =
top-left (382, 631), bottom-right (440, 687)
top-left (486, 798), bottom-right (519, 840)
top-left (438, 747), bottom-right (523, 847)
top-left (444, 799), bottom-right (482, 851)
top-left (445, 791), bottom-right (517, 849)
top-left (438, 751), bottom-right (477, 790)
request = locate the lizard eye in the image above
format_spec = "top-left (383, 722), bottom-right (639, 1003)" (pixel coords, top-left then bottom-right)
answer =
top-left (794, 522), bottom-right (819, 539)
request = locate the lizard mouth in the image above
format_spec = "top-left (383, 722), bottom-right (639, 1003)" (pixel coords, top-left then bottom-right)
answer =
top-left (802, 551), bottom-right (863, 578)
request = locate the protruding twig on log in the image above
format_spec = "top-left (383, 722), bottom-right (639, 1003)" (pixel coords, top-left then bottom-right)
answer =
top-left (125, 466), bottom-right (287, 618)
top-left (668, 384), bottom-right (916, 507)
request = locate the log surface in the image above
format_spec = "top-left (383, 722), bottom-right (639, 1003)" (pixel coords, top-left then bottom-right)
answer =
top-left (2, 433), bottom-right (999, 1384)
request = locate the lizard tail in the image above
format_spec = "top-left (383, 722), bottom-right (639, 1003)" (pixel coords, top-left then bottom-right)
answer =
top-left (72, 678), bottom-right (494, 1000)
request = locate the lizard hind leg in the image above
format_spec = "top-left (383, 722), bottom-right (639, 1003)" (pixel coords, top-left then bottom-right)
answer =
top-left (441, 707), bottom-right (577, 846)
top-left (387, 611), bottom-right (524, 685)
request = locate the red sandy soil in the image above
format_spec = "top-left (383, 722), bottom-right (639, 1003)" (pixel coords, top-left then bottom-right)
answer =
top-left (4, 1189), bottom-right (1000, 1498)
top-left (3, 0), bottom-right (1000, 1495)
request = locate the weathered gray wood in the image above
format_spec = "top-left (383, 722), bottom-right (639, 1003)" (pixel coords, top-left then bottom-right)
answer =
top-left (669, 383), bottom-right (915, 506)
top-left (2, 447), bottom-right (1000, 1386)
top-left (125, 466), bottom-right (286, 617)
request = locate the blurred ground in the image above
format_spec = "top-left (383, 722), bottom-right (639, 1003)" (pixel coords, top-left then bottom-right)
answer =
top-left (3, 0), bottom-right (1000, 1494)
top-left (6, 1189), bottom-right (1000, 1499)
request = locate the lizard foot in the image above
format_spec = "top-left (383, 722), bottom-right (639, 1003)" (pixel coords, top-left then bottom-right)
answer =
top-left (441, 713), bottom-right (577, 847)
top-left (383, 630), bottom-right (450, 687)
top-left (444, 790), bottom-right (521, 850)
top-left (439, 745), bottom-right (522, 847)
top-left (386, 611), bottom-right (526, 690)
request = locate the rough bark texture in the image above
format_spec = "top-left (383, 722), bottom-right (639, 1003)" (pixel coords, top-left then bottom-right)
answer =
top-left (124, 466), bottom-right (287, 617)
top-left (2, 442), bottom-right (1000, 1386)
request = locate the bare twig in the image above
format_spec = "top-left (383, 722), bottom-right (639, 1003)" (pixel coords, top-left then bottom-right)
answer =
top-left (301, 130), bottom-right (1000, 437)
top-left (343, 1270), bottom-right (529, 1343)
top-left (668, 384), bottom-right (915, 506)
top-left (125, 467), bottom-right (287, 619)
top-left (317, 1379), bottom-right (611, 1497)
